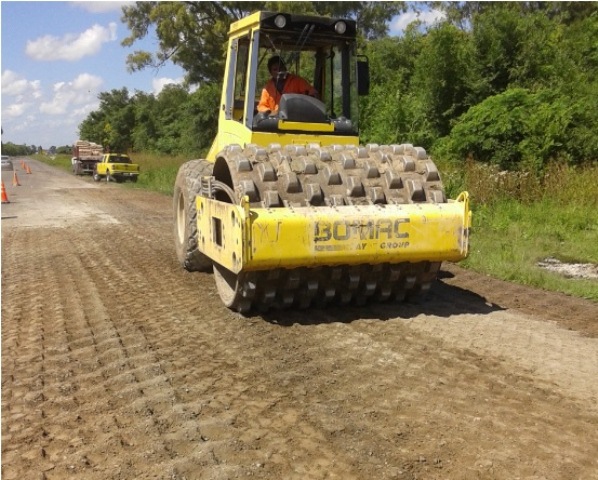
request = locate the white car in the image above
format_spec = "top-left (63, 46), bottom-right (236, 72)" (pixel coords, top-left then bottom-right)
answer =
top-left (1, 155), bottom-right (13, 171)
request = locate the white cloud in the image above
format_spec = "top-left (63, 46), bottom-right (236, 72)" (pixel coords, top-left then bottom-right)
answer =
top-left (1, 71), bottom-right (101, 146)
top-left (40, 73), bottom-right (103, 115)
top-left (1, 70), bottom-right (42, 99)
top-left (390, 9), bottom-right (446, 35)
top-left (71, 1), bottom-right (135, 14)
top-left (2, 103), bottom-right (30, 118)
top-left (72, 73), bottom-right (103, 91)
top-left (26, 23), bottom-right (117, 61)
top-left (152, 77), bottom-right (184, 95)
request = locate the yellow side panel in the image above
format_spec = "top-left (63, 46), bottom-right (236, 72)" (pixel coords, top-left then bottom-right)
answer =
top-left (249, 131), bottom-right (359, 148)
top-left (197, 193), bottom-right (471, 274)
top-left (277, 120), bottom-right (335, 132)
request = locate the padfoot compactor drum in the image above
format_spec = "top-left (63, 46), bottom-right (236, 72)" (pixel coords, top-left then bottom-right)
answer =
top-left (174, 11), bottom-right (471, 313)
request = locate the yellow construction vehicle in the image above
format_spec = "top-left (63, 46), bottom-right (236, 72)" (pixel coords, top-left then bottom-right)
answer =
top-left (173, 11), bottom-right (471, 312)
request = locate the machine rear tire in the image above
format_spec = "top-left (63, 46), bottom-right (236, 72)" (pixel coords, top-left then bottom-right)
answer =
top-left (173, 159), bottom-right (214, 272)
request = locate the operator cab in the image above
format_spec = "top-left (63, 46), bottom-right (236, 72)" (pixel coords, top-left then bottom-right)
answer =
top-left (225, 12), bottom-right (369, 136)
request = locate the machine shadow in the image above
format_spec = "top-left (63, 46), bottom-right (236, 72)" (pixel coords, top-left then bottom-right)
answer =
top-left (258, 273), bottom-right (505, 327)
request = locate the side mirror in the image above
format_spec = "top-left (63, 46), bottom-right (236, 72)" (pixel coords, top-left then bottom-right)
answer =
top-left (357, 60), bottom-right (370, 96)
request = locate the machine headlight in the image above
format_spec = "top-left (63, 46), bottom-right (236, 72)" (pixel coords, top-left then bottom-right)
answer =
top-left (274, 15), bottom-right (287, 28)
top-left (335, 21), bottom-right (347, 34)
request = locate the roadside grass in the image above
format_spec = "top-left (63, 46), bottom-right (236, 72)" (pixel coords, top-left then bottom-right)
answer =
top-left (438, 159), bottom-right (598, 300)
top-left (36, 152), bottom-right (598, 301)
top-left (35, 152), bottom-right (189, 195)
top-left (123, 152), bottom-right (190, 195)
top-left (37, 154), bottom-right (72, 171)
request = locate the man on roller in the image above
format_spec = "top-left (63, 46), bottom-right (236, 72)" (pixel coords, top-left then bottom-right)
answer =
top-left (257, 56), bottom-right (318, 114)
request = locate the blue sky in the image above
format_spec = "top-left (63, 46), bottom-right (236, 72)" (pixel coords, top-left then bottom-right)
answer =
top-left (1, 1), bottom-right (444, 149)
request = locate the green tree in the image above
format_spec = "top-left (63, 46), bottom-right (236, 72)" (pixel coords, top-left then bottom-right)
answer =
top-left (181, 83), bottom-right (221, 154)
top-left (468, 6), bottom-right (523, 99)
top-left (79, 110), bottom-right (105, 145)
top-left (79, 89), bottom-right (134, 151)
top-left (152, 84), bottom-right (191, 154)
top-left (127, 84), bottom-right (220, 155)
top-left (411, 22), bottom-right (473, 139)
top-left (435, 1), bottom-right (598, 27)
top-left (130, 91), bottom-right (158, 152)
top-left (100, 89), bottom-right (135, 151)
top-left (1, 142), bottom-right (33, 156)
top-left (359, 29), bottom-right (431, 146)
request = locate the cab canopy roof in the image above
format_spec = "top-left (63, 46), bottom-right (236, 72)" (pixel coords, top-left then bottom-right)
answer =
top-left (228, 11), bottom-right (357, 41)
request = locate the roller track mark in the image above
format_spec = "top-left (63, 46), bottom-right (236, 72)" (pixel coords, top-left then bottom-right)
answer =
top-left (58, 228), bottom-right (186, 466)
top-left (3, 229), bottom-right (93, 473)
top-left (4, 165), bottom-right (598, 480)
top-left (2, 224), bottom-right (189, 478)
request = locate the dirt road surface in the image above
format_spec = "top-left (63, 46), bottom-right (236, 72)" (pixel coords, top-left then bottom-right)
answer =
top-left (2, 158), bottom-right (598, 480)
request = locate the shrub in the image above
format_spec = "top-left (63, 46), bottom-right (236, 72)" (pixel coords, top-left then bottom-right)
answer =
top-left (438, 88), bottom-right (577, 171)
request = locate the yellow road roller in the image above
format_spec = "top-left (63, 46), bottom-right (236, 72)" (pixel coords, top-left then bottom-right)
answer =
top-left (174, 11), bottom-right (471, 312)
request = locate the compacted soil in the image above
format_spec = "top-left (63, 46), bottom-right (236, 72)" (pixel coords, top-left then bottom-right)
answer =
top-left (2, 159), bottom-right (598, 480)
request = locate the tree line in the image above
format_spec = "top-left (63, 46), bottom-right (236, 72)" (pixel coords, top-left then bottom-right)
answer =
top-left (77, 1), bottom-right (597, 172)
top-left (1, 142), bottom-right (40, 156)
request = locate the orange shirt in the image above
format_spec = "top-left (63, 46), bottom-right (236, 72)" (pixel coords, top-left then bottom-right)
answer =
top-left (257, 74), bottom-right (317, 113)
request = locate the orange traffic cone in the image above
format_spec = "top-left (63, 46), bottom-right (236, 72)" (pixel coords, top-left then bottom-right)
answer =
top-left (25, 163), bottom-right (32, 174)
top-left (1, 181), bottom-right (10, 204)
top-left (12, 170), bottom-right (21, 186)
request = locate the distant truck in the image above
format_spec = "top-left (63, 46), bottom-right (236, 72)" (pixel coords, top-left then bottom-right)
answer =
top-left (72, 140), bottom-right (103, 175)
top-left (93, 153), bottom-right (140, 183)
